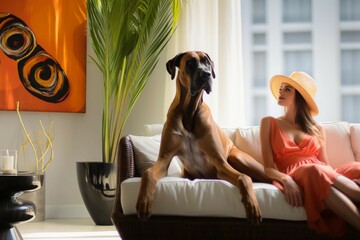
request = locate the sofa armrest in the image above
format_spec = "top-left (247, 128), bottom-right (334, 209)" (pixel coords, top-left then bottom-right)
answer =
top-left (113, 135), bottom-right (137, 217)
top-left (119, 135), bottom-right (138, 181)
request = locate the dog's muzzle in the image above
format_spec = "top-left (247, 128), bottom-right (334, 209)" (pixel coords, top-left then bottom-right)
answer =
top-left (190, 70), bottom-right (213, 96)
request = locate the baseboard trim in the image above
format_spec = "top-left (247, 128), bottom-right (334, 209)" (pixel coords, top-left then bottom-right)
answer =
top-left (46, 205), bottom-right (91, 219)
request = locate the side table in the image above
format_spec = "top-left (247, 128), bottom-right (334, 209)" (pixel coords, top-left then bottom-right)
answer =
top-left (0, 172), bottom-right (44, 240)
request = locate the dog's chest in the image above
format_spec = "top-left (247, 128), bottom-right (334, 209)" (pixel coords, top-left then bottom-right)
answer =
top-left (178, 134), bottom-right (217, 178)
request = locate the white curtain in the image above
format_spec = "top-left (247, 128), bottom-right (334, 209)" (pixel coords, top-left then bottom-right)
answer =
top-left (163, 0), bottom-right (246, 128)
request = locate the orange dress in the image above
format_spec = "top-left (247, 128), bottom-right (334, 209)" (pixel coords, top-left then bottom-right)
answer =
top-left (269, 117), bottom-right (360, 236)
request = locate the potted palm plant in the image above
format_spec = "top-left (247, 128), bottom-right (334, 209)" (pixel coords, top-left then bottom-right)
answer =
top-left (76, 0), bottom-right (182, 225)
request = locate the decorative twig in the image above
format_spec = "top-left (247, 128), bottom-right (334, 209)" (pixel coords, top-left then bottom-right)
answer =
top-left (39, 120), bottom-right (54, 171)
top-left (16, 101), bottom-right (54, 172)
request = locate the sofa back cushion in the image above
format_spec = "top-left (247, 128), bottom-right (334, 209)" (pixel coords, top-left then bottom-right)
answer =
top-left (234, 121), bottom-right (356, 168)
top-left (131, 125), bottom-right (236, 175)
top-left (144, 124), bottom-right (163, 136)
top-left (130, 134), bottom-right (161, 175)
top-left (350, 124), bottom-right (360, 162)
top-left (130, 134), bottom-right (182, 177)
top-left (234, 126), bottom-right (263, 164)
top-left (322, 122), bottom-right (356, 168)
top-left (131, 122), bottom-right (356, 174)
top-left (143, 124), bottom-right (237, 142)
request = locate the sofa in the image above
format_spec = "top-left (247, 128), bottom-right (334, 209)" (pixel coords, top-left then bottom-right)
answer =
top-left (112, 122), bottom-right (360, 240)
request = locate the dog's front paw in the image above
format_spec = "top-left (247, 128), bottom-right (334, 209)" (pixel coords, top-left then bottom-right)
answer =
top-left (136, 195), bottom-right (153, 221)
top-left (242, 194), bottom-right (262, 224)
top-left (238, 175), bottom-right (262, 224)
top-left (136, 171), bottom-right (157, 221)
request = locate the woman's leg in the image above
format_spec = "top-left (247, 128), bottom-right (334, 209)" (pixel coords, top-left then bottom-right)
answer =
top-left (336, 161), bottom-right (360, 190)
top-left (332, 175), bottom-right (360, 203)
top-left (324, 186), bottom-right (360, 230)
top-left (355, 179), bottom-right (360, 186)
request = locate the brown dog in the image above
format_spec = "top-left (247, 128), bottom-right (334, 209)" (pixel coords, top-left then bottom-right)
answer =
top-left (136, 51), bottom-right (268, 223)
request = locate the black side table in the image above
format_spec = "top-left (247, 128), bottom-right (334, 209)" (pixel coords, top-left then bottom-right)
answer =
top-left (0, 172), bottom-right (44, 240)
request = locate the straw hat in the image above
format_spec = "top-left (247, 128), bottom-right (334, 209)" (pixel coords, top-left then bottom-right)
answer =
top-left (270, 71), bottom-right (319, 116)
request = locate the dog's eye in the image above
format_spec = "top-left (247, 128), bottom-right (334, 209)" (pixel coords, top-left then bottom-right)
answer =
top-left (201, 58), bottom-right (209, 65)
top-left (186, 58), bottom-right (196, 67)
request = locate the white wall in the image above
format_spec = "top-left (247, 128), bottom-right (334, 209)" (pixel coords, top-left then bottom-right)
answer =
top-left (0, 33), bottom-right (169, 218)
top-left (124, 50), bottom-right (169, 136)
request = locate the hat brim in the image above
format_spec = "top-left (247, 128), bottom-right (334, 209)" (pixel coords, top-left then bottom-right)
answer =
top-left (270, 75), bottom-right (319, 116)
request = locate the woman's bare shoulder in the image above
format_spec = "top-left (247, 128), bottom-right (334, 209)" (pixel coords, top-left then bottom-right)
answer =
top-left (261, 116), bottom-right (275, 124)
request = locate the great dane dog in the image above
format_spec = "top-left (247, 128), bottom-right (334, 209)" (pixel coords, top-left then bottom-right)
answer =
top-left (136, 51), bottom-right (268, 223)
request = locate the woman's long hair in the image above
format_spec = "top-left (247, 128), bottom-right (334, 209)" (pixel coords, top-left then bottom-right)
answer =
top-left (295, 91), bottom-right (320, 137)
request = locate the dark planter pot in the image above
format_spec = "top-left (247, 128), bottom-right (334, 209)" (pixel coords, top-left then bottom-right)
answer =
top-left (76, 162), bottom-right (116, 225)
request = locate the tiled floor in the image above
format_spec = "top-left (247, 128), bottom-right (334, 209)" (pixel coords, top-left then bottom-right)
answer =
top-left (17, 218), bottom-right (121, 240)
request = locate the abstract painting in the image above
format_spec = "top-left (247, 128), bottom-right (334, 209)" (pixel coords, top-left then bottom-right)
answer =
top-left (0, 0), bottom-right (86, 112)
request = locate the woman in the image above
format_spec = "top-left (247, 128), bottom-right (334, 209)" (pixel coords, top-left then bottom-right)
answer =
top-left (260, 71), bottom-right (360, 236)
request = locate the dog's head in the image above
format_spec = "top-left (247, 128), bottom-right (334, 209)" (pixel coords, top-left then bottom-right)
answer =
top-left (166, 51), bottom-right (215, 96)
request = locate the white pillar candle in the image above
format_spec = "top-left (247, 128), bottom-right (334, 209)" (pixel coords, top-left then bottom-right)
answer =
top-left (1, 155), bottom-right (16, 173)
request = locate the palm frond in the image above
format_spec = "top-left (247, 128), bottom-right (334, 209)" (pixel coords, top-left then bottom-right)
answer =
top-left (87, 0), bottom-right (182, 163)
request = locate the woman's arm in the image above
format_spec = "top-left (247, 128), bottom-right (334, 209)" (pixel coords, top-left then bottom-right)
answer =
top-left (260, 116), bottom-right (303, 207)
top-left (260, 117), bottom-right (287, 181)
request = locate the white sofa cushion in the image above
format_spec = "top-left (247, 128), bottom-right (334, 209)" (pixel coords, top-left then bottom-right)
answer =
top-left (132, 121), bottom-right (356, 175)
top-left (125, 122), bottom-right (358, 221)
top-left (143, 124), bottom-right (237, 143)
top-left (234, 126), bottom-right (263, 164)
top-left (322, 122), bottom-right (356, 168)
top-left (130, 134), bottom-right (182, 177)
top-left (234, 122), bottom-right (356, 169)
top-left (144, 124), bottom-right (163, 136)
top-left (350, 124), bottom-right (360, 162)
top-left (131, 125), bottom-right (236, 176)
top-left (121, 177), bottom-right (307, 221)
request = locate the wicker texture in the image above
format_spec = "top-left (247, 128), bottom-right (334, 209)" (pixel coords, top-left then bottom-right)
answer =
top-left (111, 135), bottom-right (360, 240)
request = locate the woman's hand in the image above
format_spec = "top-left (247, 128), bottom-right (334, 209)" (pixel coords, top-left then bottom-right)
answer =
top-left (282, 175), bottom-right (303, 207)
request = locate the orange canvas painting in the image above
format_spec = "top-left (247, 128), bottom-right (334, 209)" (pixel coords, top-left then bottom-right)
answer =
top-left (0, 0), bottom-right (86, 112)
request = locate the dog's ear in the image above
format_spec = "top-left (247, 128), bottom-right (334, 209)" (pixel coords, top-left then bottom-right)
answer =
top-left (205, 53), bottom-right (216, 79)
top-left (166, 52), bottom-right (185, 80)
